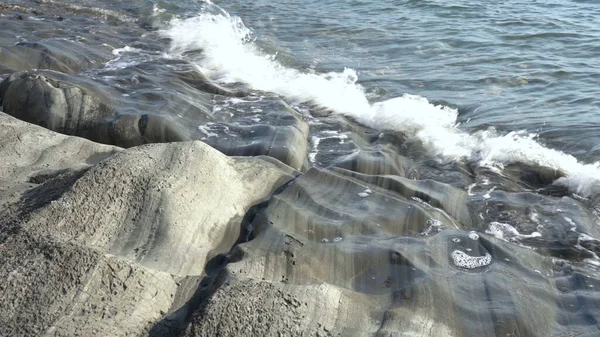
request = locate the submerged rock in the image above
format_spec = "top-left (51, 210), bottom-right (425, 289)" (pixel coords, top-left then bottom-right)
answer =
top-left (0, 39), bottom-right (112, 75)
top-left (90, 113), bottom-right (192, 147)
top-left (0, 70), bottom-right (194, 147)
top-left (0, 70), bottom-right (116, 135)
top-left (178, 170), bottom-right (553, 337)
top-left (201, 96), bottom-right (310, 170)
top-left (0, 69), bottom-right (309, 169)
top-left (158, 162), bottom-right (600, 337)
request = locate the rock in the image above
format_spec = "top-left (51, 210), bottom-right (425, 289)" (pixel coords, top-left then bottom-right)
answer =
top-left (183, 277), bottom-right (363, 337)
top-left (171, 162), bottom-right (600, 336)
top-left (174, 69), bottom-right (246, 97)
top-left (0, 39), bottom-right (112, 75)
top-left (5, 128), bottom-right (297, 276)
top-left (0, 112), bottom-right (296, 336)
top-left (0, 70), bottom-right (309, 169)
top-left (333, 149), bottom-right (419, 178)
top-left (0, 113), bottom-right (173, 337)
top-left (0, 236), bottom-right (178, 337)
top-left (0, 70), bottom-right (117, 136)
top-left (19, 140), bottom-right (296, 276)
top-left (176, 168), bottom-right (557, 336)
top-left (90, 113), bottom-right (193, 147)
top-left (0, 111), bottom-right (120, 213)
top-left (329, 167), bottom-right (473, 226)
top-left (0, 70), bottom-right (193, 148)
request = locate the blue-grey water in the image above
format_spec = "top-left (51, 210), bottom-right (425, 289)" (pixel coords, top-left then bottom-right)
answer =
top-left (219, 0), bottom-right (600, 161)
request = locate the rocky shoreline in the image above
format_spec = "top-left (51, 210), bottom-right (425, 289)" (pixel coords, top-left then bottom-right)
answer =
top-left (2, 2), bottom-right (600, 337)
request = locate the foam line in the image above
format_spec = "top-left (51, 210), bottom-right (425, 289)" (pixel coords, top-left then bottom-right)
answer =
top-left (161, 6), bottom-right (600, 198)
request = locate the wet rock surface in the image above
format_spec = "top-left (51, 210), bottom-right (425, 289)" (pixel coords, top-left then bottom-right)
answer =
top-left (1, 70), bottom-right (117, 136)
top-left (0, 69), bottom-right (309, 169)
top-left (0, 39), bottom-right (112, 74)
top-left (1, 1), bottom-right (600, 337)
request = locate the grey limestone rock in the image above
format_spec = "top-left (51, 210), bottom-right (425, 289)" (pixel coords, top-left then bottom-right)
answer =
top-left (0, 112), bottom-right (296, 336)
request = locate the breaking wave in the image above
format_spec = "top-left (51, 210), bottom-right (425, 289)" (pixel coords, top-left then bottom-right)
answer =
top-left (161, 3), bottom-right (600, 198)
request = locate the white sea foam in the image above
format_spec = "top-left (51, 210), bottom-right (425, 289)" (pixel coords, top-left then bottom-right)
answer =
top-left (308, 131), bottom-right (350, 163)
top-left (565, 216), bottom-right (577, 231)
top-left (485, 222), bottom-right (542, 242)
top-left (358, 188), bottom-right (372, 198)
top-left (197, 124), bottom-right (218, 138)
top-left (578, 233), bottom-right (597, 243)
top-left (104, 46), bottom-right (145, 70)
top-left (308, 135), bottom-right (321, 164)
top-left (421, 219), bottom-right (442, 236)
top-left (451, 250), bottom-right (492, 269)
top-left (467, 183), bottom-right (477, 196)
top-left (162, 7), bottom-right (600, 198)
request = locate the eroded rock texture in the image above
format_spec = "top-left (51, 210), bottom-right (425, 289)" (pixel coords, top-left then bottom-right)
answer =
top-left (0, 112), bottom-right (295, 336)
